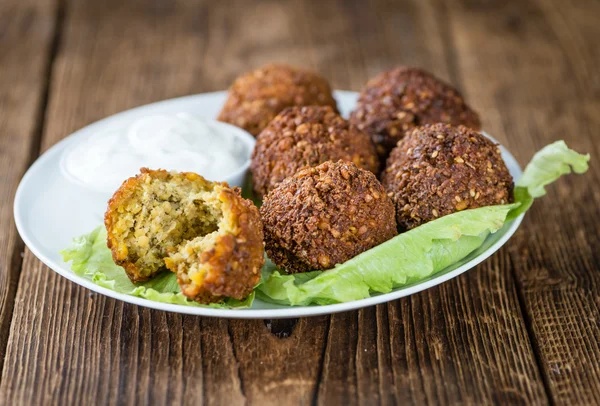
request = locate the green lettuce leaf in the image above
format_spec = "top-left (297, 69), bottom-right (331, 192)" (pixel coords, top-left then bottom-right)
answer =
top-left (508, 140), bottom-right (590, 219)
top-left (61, 140), bottom-right (589, 308)
top-left (60, 227), bottom-right (254, 308)
top-left (257, 140), bottom-right (590, 306)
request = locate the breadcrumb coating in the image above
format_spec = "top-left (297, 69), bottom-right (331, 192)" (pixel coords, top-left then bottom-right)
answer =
top-left (350, 67), bottom-right (481, 162)
top-left (260, 160), bottom-right (397, 274)
top-left (218, 64), bottom-right (338, 136)
top-left (381, 124), bottom-right (513, 231)
top-left (251, 105), bottom-right (379, 198)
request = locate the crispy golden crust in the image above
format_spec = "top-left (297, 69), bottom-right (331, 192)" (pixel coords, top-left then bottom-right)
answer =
top-left (381, 124), bottom-right (514, 231)
top-left (350, 67), bottom-right (481, 162)
top-left (250, 105), bottom-right (379, 198)
top-left (104, 168), bottom-right (264, 303)
top-left (217, 64), bottom-right (338, 136)
top-left (260, 160), bottom-right (397, 274)
top-left (167, 186), bottom-right (264, 303)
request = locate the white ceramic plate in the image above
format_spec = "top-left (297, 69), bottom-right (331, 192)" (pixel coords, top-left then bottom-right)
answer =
top-left (14, 91), bottom-right (524, 319)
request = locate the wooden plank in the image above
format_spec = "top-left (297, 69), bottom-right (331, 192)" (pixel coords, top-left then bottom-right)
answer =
top-left (0, 0), bottom-right (333, 404)
top-left (228, 317), bottom-right (330, 404)
top-left (0, 0), bottom-right (59, 376)
top-left (0, 0), bottom-right (253, 404)
top-left (317, 259), bottom-right (549, 405)
top-left (444, 0), bottom-right (600, 403)
top-left (309, 0), bottom-right (548, 404)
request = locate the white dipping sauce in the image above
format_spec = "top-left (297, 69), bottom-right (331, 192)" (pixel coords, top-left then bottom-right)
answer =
top-left (61, 113), bottom-right (253, 193)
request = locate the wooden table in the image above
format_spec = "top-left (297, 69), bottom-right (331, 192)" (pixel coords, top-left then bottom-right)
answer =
top-left (1, 0), bottom-right (598, 404)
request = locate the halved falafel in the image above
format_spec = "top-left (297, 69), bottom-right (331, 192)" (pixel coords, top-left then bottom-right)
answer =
top-left (261, 160), bottom-right (397, 274)
top-left (217, 64), bottom-right (338, 137)
top-left (381, 124), bottom-right (514, 231)
top-left (250, 105), bottom-right (379, 198)
top-left (104, 168), bottom-right (264, 303)
top-left (350, 67), bottom-right (481, 162)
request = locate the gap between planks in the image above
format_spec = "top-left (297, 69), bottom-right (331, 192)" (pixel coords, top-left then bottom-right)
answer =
top-left (0, 0), bottom-right (66, 380)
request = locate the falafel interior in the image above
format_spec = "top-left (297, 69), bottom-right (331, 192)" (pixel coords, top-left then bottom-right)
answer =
top-left (105, 169), bottom-right (263, 303)
top-left (164, 185), bottom-right (264, 303)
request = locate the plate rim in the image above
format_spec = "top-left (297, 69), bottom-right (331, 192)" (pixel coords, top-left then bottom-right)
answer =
top-left (14, 90), bottom-right (524, 319)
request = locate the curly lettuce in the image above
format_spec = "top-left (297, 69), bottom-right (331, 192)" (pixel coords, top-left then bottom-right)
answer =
top-left (256, 141), bottom-right (590, 306)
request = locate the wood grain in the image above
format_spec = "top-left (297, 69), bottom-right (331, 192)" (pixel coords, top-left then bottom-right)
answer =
top-left (1, 0), bottom-right (599, 404)
top-left (444, 0), bottom-right (600, 403)
top-left (0, 0), bottom-right (333, 403)
top-left (228, 317), bottom-right (330, 404)
top-left (0, 0), bottom-right (59, 375)
top-left (314, 0), bottom-right (548, 404)
top-left (1, 0), bottom-right (252, 404)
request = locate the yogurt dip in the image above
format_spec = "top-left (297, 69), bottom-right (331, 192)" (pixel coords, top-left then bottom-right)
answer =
top-left (61, 113), bottom-right (255, 193)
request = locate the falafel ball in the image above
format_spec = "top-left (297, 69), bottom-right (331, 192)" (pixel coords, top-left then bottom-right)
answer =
top-left (104, 168), bottom-right (264, 303)
top-left (250, 105), bottom-right (379, 198)
top-left (217, 64), bottom-right (338, 137)
top-left (350, 67), bottom-right (481, 162)
top-left (381, 124), bottom-right (513, 231)
top-left (261, 160), bottom-right (397, 274)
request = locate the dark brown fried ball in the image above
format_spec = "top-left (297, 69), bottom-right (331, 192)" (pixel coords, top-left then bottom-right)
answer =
top-left (381, 124), bottom-right (514, 231)
top-left (250, 105), bottom-right (379, 198)
top-left (261, 160), bottom-right (397, 274)
top-left (350, 67), bottom-right (481, 162)
top-left (105, 169), bottom-right (264, 304)
top-left (217, 64), bottom-right (338, 137)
